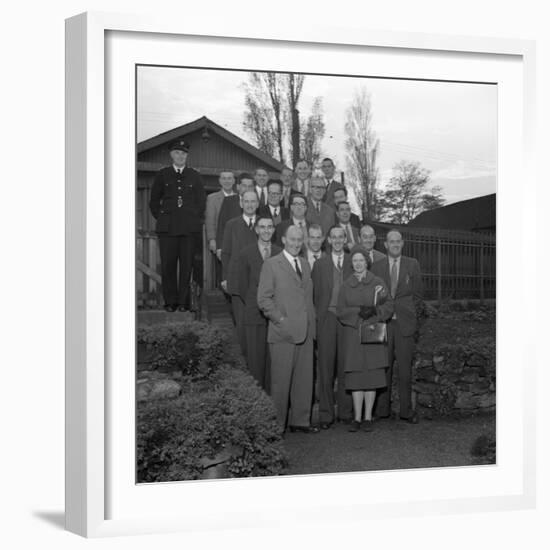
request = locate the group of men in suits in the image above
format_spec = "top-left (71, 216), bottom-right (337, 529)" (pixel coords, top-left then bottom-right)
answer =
top-left (151, 144), bottom-right (423, 433)
top-left (203, 158), bottom-right (422, 432)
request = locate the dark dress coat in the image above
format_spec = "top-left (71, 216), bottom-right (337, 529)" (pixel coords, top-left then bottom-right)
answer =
top-left (149, 166), bottom-right (206, 235)
top-left (336, 271), bottom-right (394, 389)
top-left (216, 195), bottom-right (242, 250)
top-left (237, 242), bottom-right (282, 325)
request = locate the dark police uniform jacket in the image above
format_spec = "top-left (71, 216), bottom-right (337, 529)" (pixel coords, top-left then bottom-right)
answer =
top-left (149, 166), bottom-right (206, 235)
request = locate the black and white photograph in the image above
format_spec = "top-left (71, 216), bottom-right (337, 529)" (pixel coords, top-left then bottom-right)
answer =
top-left (135, 65), bottom-right (496, 483)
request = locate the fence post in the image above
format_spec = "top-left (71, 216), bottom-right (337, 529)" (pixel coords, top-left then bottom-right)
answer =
top-left (480, 242), bottom-right (485, 305)
top-left (437, 238), bottom-right (442, 305)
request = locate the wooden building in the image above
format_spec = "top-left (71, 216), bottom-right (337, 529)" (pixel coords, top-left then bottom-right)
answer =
top-left (137, 116), bottom-right (287, 307)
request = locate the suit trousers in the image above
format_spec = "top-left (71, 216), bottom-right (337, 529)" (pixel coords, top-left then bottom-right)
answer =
top-left (317, 312), bottom-right (353, 423)
top-left (231, 295), bottom-right (247, 358)
top-left (245, 323), bottom-right (270, 394)
top-left (375, 320), bottom-right (415, 419)
top-left (270, 335), bottom-right (314, 429)
top-left (158, 234), bottom-right (196, 306)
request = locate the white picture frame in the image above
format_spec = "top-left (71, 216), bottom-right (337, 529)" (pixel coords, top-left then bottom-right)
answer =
top-left (65, 11), bottom-right (537, 538)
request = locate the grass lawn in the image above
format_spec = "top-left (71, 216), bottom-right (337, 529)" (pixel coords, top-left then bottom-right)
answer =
top-left (282, 412), bottom-right (495, 475)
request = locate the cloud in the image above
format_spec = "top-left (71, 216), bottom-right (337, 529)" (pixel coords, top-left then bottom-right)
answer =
top-left (431, 160), bottom-right (496, 180)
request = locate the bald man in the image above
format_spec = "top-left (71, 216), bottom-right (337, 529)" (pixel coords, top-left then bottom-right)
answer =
top-left (257, 224), bottom-right (319, 433)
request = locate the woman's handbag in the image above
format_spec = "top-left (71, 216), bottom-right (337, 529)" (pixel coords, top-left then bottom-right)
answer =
top-left (359, 286), bottom-right (388, 344)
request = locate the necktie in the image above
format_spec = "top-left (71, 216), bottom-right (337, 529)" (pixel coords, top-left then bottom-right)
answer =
top-left (248, 218), bottom-right (254, 230)
top-left (273, 208), bottom-right (278, 218)
top-left (390, 259), bottom-right (398, 297)
top-left (337, 255), bottom-right (342, 270)
top-left (262, 246), bottom-right (269, 260)
top-left (316, 202), bottom-right (320, 214)
top-left (294, 258), bottom-right (302, 279)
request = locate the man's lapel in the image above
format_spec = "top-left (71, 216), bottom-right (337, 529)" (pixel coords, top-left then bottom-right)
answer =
top-left (397, 256), bottom-right (408, 292)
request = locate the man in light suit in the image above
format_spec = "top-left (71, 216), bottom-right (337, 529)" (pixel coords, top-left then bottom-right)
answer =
top-left (257, 224), bottom-right (319, 433)
top-left (294, 160), bottom-right (311, 197)
top-left (237, 216), bottom-right (281, 393)
top-left (311, 225), bottom-right (354, 427)
top-left (306, 176), bottom-right (336, 237)
top-left (320, 157), bottom-right (343, 209)
top-left (371, 229), bottom-right (423, 424)
top-left (221, 190), bottom-right (260, 357)
top-left (352, 224), bottom-right (385, 266)
top-left (205, 171), bottom-right (236, 284)
top-left (335, 201), bottom-right (360, 251)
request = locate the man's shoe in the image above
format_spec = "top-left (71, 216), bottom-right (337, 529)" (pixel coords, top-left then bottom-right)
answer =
top-left (348, 420), bottom-right (361, 432)
top-left (319, 422), bottom-right (332, 430)
top-left (177, 306), bottom-right (188, 312)
top-left (164, 304), bottom-right (177, 312)
top-left (337, 417), bottom-right (353, 425)
top-left (288, 425), bottom-right (320, 434)
top-left (400, 412), bottom-right (419, 424)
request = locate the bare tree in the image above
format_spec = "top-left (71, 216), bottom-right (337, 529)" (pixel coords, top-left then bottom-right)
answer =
top-left (344, 87), bottom-right (380, 221)
top-left (378, 160), bottom-right (445, 224)
top-left (300, 97), bottom-right (325, 167)
top-left (286, 73), bottom-right (305, 168)
top-left (242, 72), bottom-right (287, 163)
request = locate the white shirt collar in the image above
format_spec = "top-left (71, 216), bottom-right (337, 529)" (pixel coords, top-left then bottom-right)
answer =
top-left (269, 204), bottom-right (279, 214)
top-left (292, 217), bottom-right (306, 226)
top-left (283, 249), bottom-right (300, 267)
top-left (222, 189), bottom-right (234, 197)
top-left (388, 255), bottom-right (401, 264)
top-left (173, 164), bottom-right (185, 172)
top-left (243, 214), bottom-right (256, 225)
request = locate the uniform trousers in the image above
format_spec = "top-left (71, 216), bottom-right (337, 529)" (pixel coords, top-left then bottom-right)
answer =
top-left (317, 311), bottom-right (353, 423)
top-left (231, 295), bottom-right (247, 358)
top-left (375, 320), bottom-right (415, 419)
top-left (158, 234), bottom-right (196, 307)
top-left (269, 335), bottom-right (314, 429)
top-left (244, 323), bottom-right (270, 393)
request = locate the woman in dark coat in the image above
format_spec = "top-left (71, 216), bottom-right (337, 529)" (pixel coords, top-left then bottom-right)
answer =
top-left (336, 249), bottom-right (394, 432)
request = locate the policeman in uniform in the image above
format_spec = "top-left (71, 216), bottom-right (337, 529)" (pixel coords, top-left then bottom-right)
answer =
top-left (149, 139), bottom-right (206, 312)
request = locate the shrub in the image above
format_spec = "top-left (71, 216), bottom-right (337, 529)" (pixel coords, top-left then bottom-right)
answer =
top-left (137, 365), bottom-right (287, 482)
top-left (137, 320), bottom-right (241, 378)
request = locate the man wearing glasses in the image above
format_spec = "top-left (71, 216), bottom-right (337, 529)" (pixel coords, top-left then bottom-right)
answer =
top-left (257, 180), bottom-right (289, 227)
top-left (306, 175), bottom-right (335, 238)
top-left (274, 193), bottom-right (309, 249)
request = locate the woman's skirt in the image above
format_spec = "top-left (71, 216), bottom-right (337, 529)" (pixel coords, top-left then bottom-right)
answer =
top-left (345, 367), bottom-right (387, 391)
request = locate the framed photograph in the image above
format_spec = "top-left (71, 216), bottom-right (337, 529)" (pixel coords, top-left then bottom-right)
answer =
top-left (66, 11), bottom-right (536, 537)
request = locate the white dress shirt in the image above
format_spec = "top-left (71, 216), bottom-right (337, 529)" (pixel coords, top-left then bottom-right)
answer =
top-left (283, 249), bottom-right (302, 274)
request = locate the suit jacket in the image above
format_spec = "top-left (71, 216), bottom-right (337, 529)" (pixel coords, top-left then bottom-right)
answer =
top-left (349, 212), bottom-right (361, 230)
top-left (306, 198), bottom-right (335, 237)
top-left (370, 255), bottom-right (423, 337)
top-left (257, 204), bottom-right (290, 226)
top-left (149, 166), bottom-right (206, 235)
top-left (237, 243), bottom-right (282, 325)
top-left (221, 216), bottom-right (258, 294)
top-left (280, 187), bottom-right (300, 209)
top-left (216, 195), bottom-right (242, 250)
top-left (205, 190), bottom-right (236, 243)
top-left (257, 252), bottom-right (316, 344)
top-left (323, 179), bottom-right (344, 208)
top-left (274, 218), bottom-right (310, 248)
top-left (311, 253), bottom-right (353, 328)
top-left (338, 223), bottom-right (360, 251)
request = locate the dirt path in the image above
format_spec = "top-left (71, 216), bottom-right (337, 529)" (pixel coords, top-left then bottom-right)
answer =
top-left (282, 413), bottom-right (495, 475)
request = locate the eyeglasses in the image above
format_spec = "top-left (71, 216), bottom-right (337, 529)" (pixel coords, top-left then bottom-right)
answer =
top-left (291, 202), bottom-right (306, 207)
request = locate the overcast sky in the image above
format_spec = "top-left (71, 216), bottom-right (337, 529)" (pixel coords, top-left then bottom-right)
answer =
top-left (137, 66), bottom-right (497, 205)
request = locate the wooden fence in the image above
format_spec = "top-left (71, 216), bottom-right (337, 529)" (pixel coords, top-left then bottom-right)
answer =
top-left (137, 223), bottom-right (496, 308)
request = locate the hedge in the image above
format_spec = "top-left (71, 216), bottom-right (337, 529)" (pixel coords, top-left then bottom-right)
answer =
top-left (137, 320), bottom-right (286, 482)
top-left (137, 366), bottom-right (287, 482)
